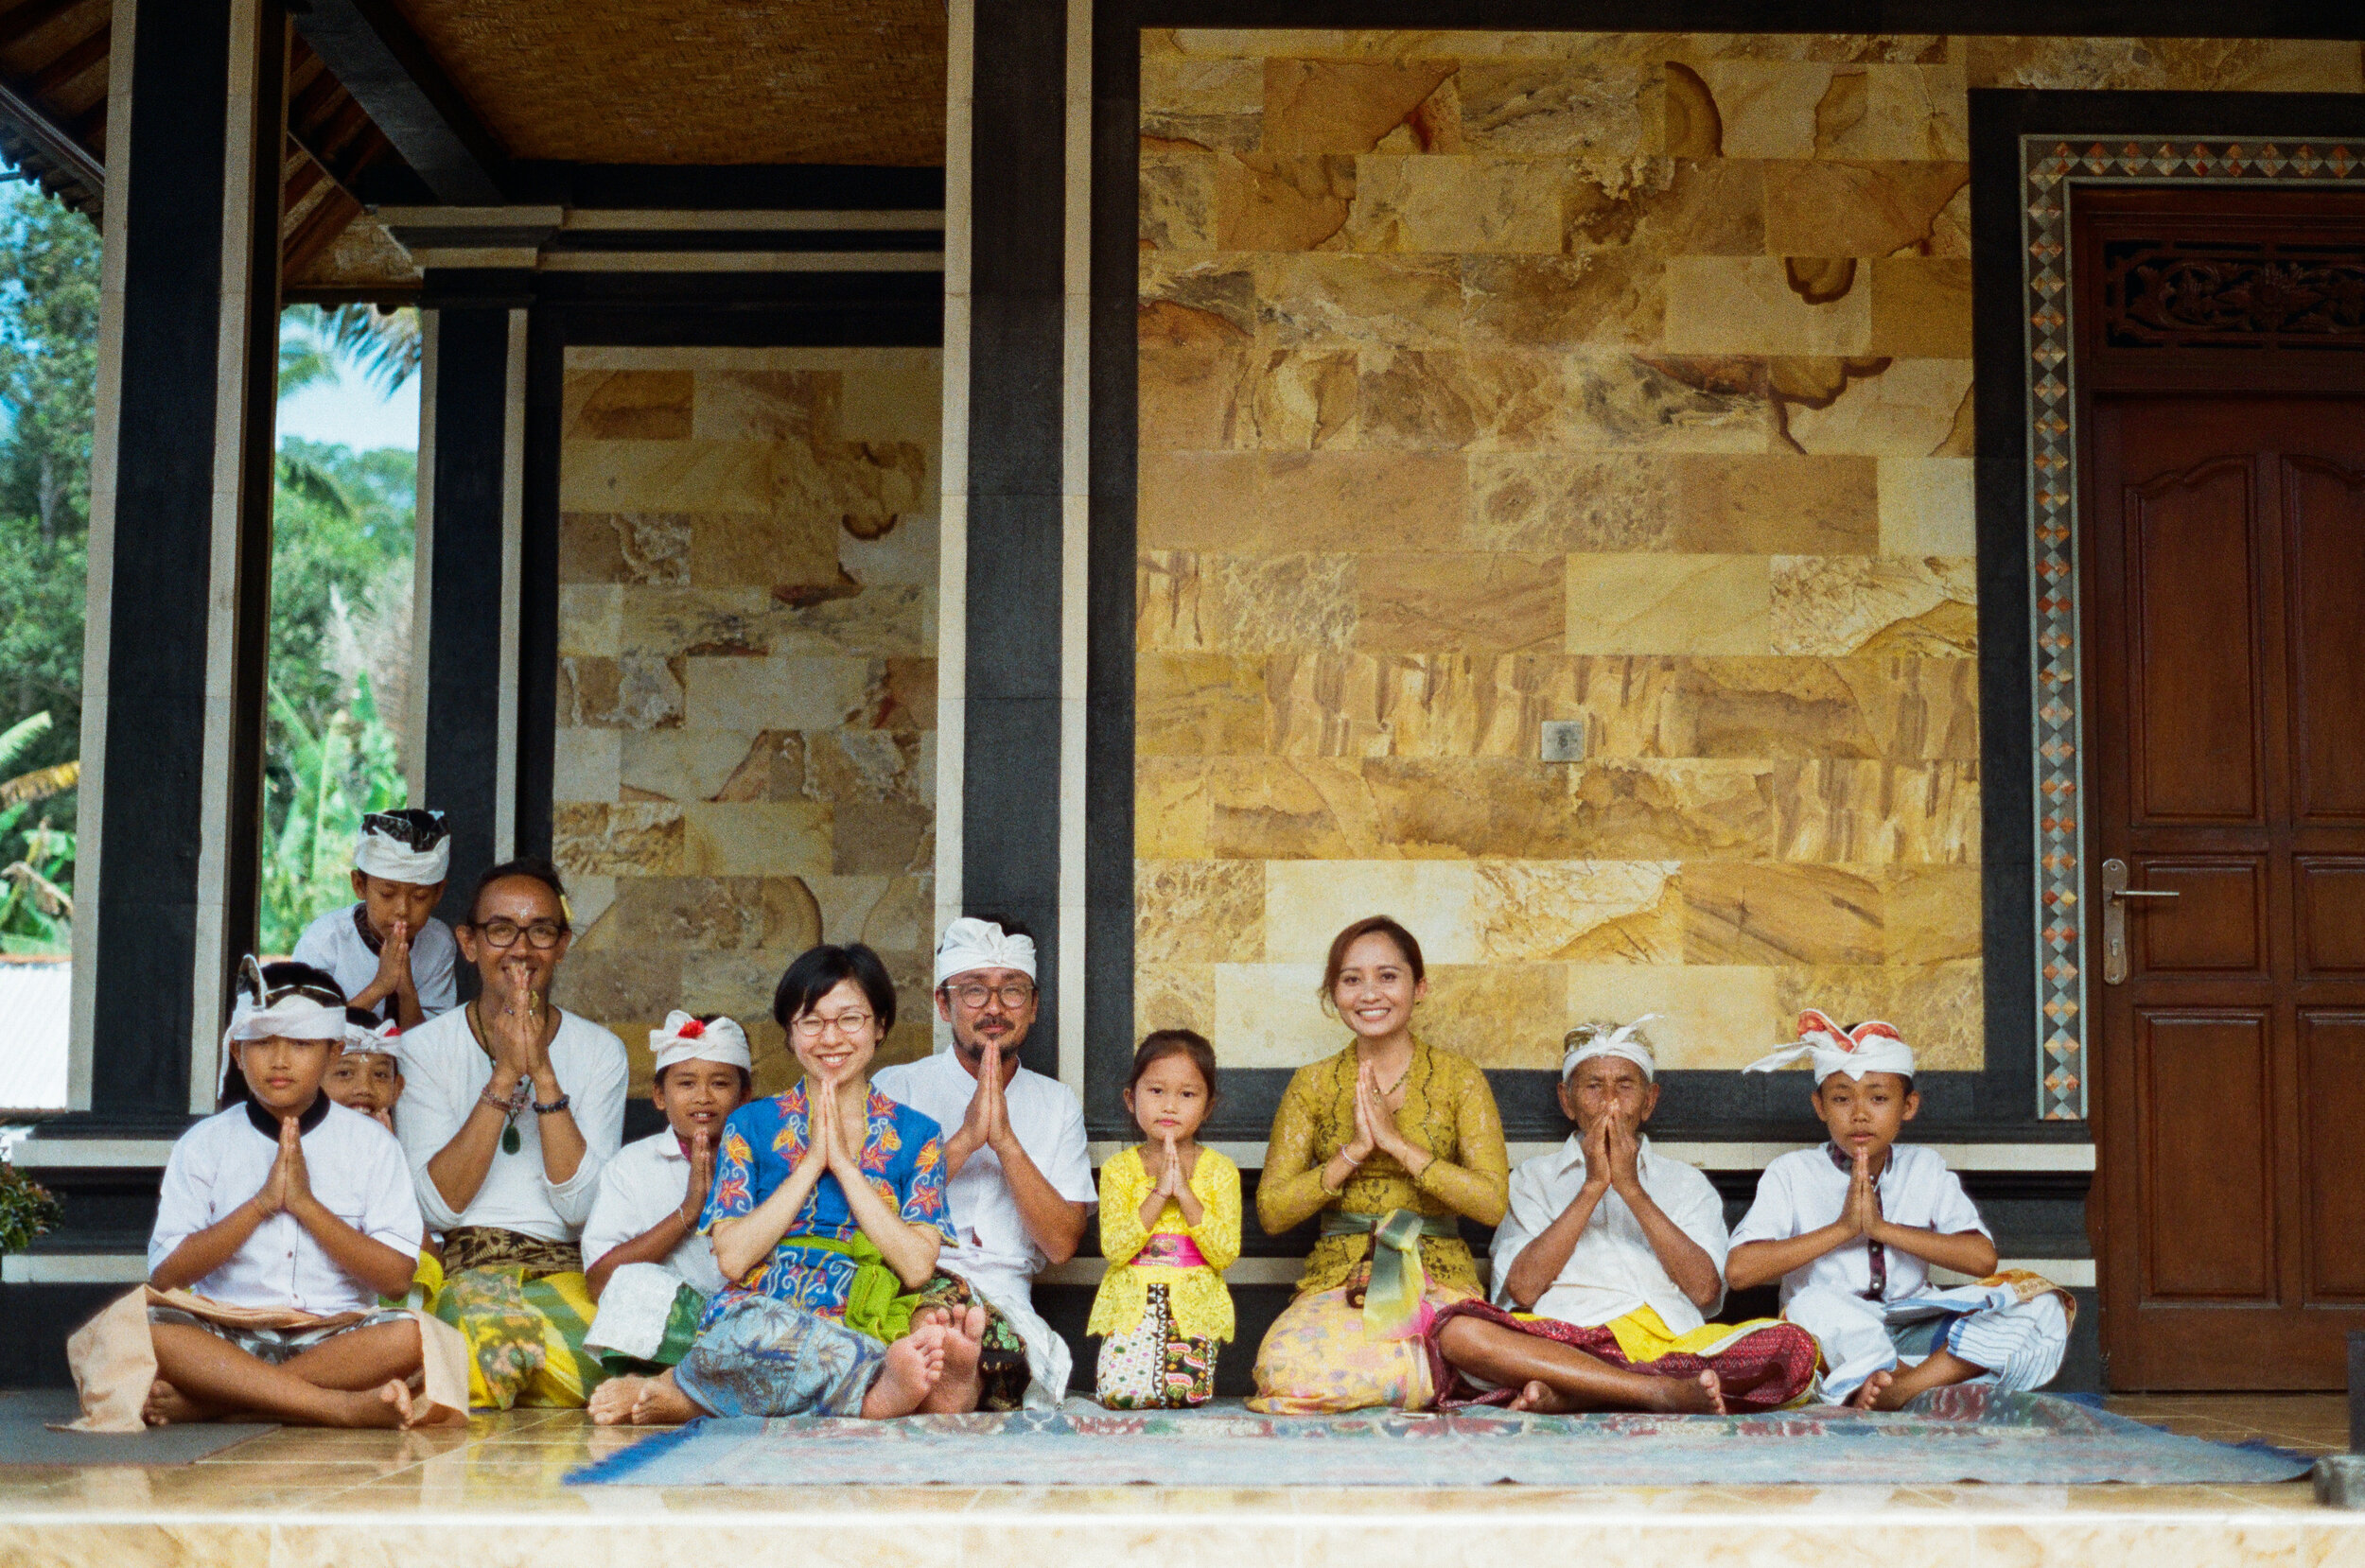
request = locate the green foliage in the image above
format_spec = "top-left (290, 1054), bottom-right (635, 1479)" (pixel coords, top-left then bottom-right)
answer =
top-left (0, 186), bottom-right (96, 838)
top-left (259, 672), bottom-right (405, 952)
top-left (280, 304), bottom-right (421, 397)
top-left (0, 1163), bottom-right (64, 1254)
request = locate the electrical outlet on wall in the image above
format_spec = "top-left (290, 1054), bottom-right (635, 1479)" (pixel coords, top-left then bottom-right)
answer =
top-left (1540, 721), bottom-right (1586, 763)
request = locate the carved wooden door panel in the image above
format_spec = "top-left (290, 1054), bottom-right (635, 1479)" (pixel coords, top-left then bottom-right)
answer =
top-left (2079, 189), bottom-right (2365, 1390)
top-left (2089, 397), bottom-right (2365, 1388)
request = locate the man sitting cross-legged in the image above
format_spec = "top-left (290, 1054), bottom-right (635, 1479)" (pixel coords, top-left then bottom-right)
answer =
top-left (1424, 1019), bottom-right (1818, 1415)
top-left (870, 915), bottom-right (1096, 1410)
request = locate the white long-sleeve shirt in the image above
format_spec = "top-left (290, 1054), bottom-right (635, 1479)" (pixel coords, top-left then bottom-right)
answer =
top-left (391, 1005), bottom-right (628, 1241)
top-left (150, 1098), bottom-right (423, 1315)
top-left (579, 1128), bottom-right (726, 1296)
top-left (1488, 1134), bottom-right (1728, 1334)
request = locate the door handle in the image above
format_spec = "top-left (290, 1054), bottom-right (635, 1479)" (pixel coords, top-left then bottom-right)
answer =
top-left (2100, 858), bottom-right (2181, 985)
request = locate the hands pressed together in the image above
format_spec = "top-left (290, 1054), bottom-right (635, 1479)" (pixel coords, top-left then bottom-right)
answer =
top-left (251, 1117), bottom-right (317, 1223)
top-left (1844, 1143), bottom-right (1885, 1239)
top-left (1137, 1132), bottom-right (1204, 1229)
top-left (1343, 1059), bottom-right (1430, 1178)
top-left (947, 1039), bottom-right (1014, 1172)
top-left (1577, 1107), bottom-right (1645, 1200)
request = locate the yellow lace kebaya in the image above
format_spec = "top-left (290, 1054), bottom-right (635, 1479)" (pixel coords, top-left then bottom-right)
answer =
top-left (1257, 1037), bottom-right (1509, 1298)
top-left (1087, 1144), bottom-right (1241, 1343)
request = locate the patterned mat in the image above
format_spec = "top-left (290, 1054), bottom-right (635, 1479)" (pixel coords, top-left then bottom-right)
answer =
top-left (566, 1387), bottom-right (2312, 1488)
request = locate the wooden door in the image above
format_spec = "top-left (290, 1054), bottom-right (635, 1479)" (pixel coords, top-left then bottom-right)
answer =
top-left (2088, 394), bottom-right (2365, 1387)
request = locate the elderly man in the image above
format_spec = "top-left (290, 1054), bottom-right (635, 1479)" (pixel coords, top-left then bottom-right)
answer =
top-left (1424, 1020), bottom-right (1818, 1414)
top-left (393, 858), bottom-right (629, 1409)
top-left (872, 915), bottom-right (1094, 1409)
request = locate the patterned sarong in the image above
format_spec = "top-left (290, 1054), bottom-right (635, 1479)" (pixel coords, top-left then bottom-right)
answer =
top-left (1095, 1281), bottom-right (1217, 1410)
top-left (912, 1271), bottom-right (1030, 1412)
top-left (417, 1228), bottom-right (604, 1410)
top-left (673, 1294), bottom-right (886, 1418)
top-left (1424, 1299), bottom-right (1819, 1413)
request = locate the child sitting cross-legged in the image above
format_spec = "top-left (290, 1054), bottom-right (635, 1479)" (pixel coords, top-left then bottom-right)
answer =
top-left (577, 1011), bottom-right (752, 1377)
top-left (1726, 1012), bottom-right (2074, 1410)
top-left (1089, 1030), bottom-right (1239, 1408)
top-left (1423, 1019), bottom-right (1819, 1414)
top-left (134, 959), bottom-right (433, 1429)
top-left (323, 1009), bottom-right (405, 1131)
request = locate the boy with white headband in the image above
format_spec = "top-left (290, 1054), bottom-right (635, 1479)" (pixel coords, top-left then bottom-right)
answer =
top-left (324, 1010), bottom-right (405, 1131)
top-left (120, 959), bottom-right (434, 1429)
top-left (1726, 1010), bottom-right (2074, 1409)
top-left (871, 915), bottom-right (1095, 1409)
top-left (579, 1012), bottom-right (753, 1373)
top-left (292, 808), bottom-right (458, 1029)
top-left (1426, 1018), bottom-right (1818, 1414)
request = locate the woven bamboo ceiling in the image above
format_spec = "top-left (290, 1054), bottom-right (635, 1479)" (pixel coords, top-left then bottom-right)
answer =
top-left (396, 0), bottom-right (948, 166)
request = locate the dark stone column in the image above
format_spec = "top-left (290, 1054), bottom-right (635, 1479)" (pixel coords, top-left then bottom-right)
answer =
top-left (961, 0), bottom-right (1069, 1079)
top-left (72, 0), bottom-right (284, 1132)
top-left (417, 294), bottom-right (520, 933)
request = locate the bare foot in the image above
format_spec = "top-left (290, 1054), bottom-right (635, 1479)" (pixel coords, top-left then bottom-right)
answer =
top-left (1507, 1379), bottom-right (1575, 1415)
top-left (589, 1375), bottom-right (647, 1426)
top-left (629, 1370), bottom-right (703, 1426)
top-left (863, 1324), bottom-right (946, 1419)
top-left (1849, 1369), bottom-right (1896, 1410)
top-left (142, 1379), bottom-right (208, 1427)
top-left (919, 1305), bottom-right (987, 1415)
top-left (1646, 1369), bottom-right (1726, 1416)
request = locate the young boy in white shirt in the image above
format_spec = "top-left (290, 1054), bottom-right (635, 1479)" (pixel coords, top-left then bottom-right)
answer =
top-left (1426, 1019), bottom-right (1818, 1414)
top-left (580, 1012), bottom-right (752, 1374)
top-left (1726, 1011), bottom-right (2074, 1409)
top-left (324, 1009), bottom-right (405, 1131)
top-left (137, 959), bottom-right (430, 1429)
top-left (291, 809), bottom-right (458, 1029)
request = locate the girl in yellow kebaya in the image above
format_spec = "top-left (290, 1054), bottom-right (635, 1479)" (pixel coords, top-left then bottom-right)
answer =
top-left (1088, 1030), bottom-right (1239, 1408)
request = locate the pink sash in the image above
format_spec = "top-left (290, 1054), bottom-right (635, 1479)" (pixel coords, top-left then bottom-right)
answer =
top-left (1134, 1233), bottom-right (1208, 1268)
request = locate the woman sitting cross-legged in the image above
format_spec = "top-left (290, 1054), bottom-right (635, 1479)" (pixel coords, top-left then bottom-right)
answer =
top-left (1249, 915), bottom-right (1510, 1414)
top-left (589, 944), bottom-right (986, 1425)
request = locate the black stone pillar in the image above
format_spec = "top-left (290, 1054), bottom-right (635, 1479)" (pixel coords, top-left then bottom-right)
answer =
top-left (962, 0), bottom-right (1069, 1079)
top-left (71, 0), bottom-right (285, 1132)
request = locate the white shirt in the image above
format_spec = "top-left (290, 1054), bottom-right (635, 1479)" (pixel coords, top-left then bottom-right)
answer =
top-left (1489, 1134), bottom-right (1728, 1335)
top-left (290, 902), bottom-right (458, 1021)
top-left (1729, 1143), bottom-right (1990, 1308)
top-left (149, 1099), bottom-right (423, 1315)
top-left (392, 1006), bottom-right (629, 1241)
top-left (871, 1048), bottom-right (1096, 1297)
top-left (580, 1128), bottom-right (726, 1296)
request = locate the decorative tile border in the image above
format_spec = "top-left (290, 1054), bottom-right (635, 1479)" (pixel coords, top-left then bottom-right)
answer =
top-left (2021, 137), bottom-right (2365, 1120)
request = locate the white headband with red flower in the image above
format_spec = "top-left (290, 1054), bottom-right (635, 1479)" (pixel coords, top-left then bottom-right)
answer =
top-left (1743, 1009), bottom-right (1917, 1083)
top-left (650, 1009), bottom-right (751, 1073)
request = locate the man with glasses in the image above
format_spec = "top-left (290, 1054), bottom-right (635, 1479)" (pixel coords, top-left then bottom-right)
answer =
top-left (391, 858), bottom-right (630, 1409)
top-left (872, 916), bottom-right (1095, 1409)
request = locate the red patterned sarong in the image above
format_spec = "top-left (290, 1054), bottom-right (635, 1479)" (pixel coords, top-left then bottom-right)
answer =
top-left (1423, 1298), bottom-right (1818, 1413)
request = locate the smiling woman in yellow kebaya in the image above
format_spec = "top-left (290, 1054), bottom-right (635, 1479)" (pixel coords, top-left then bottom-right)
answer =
top-left (1249, 915), bottom-right (1509, 1414)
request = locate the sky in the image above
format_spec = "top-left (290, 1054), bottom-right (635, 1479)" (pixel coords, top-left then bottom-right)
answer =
top-left (277, 357), bottom-right (419, 452)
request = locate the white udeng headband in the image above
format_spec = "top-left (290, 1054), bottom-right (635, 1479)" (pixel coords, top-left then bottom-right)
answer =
top-left (651, 1010), bottom-right (753, 1073)
top-left (1743, 1009), bottom-right (1917, 1083)
top-left (1562, 1015), bottom-right (1659, 1082)
top-left (934, 916), bottom-right (1037, 986)
top-left (343, 1016), bottom-right (401, 1057)
top-left (354, 833), bottom-right (450, 884)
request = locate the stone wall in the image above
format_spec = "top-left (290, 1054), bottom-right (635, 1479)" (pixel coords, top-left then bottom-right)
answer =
top-left (549, 346), bottom-right (941, 1095)
top-left (1131, 32), bottom-right (2362, 1074)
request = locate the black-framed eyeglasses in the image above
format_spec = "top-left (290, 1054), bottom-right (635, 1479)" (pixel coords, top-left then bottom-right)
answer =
top-left (945, 980), bottom-right (1036, 1011)
top-left (471, 917), bottom-right (569, 950)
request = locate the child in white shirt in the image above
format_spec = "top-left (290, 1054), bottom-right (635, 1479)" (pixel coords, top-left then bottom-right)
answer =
top-left (324, 1009), bottom-right (405, 1131)
top-left (137, 960), bottom-right (430, 1429)
top-left (1726, 1012), bottom-right (2073, 1409)
top-left (291, 809), bottom-right (458, 1029)
top-left (580, 1012), bottom-right (752, 1372)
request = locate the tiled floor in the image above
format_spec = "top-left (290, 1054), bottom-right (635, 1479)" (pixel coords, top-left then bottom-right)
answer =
top-left (0, 1396), bottom-right (2355, 1566)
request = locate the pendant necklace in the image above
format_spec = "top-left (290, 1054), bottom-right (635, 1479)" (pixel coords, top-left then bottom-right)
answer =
top-left (470, 1002), bottom-right (531, 1153)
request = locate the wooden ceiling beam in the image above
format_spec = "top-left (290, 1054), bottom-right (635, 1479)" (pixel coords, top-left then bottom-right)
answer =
top-left (0, 0), bottom-right (79, 53)
top-left (292, 0), bottom-right (506, 203)
top-left (25, 22), bottom-right (104, 99)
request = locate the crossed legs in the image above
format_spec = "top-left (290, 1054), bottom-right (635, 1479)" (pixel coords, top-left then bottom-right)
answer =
top-left (1434, 1315), bottom-right (1728, 1415)
top-left (146, 1319), bottom-right (428, 1429)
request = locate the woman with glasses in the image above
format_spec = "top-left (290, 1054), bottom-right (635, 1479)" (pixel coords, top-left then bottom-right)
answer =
top-left (590, 943), bottom-right (986, 1425)
top-left (391, 858), bottom-right (630, 1410)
